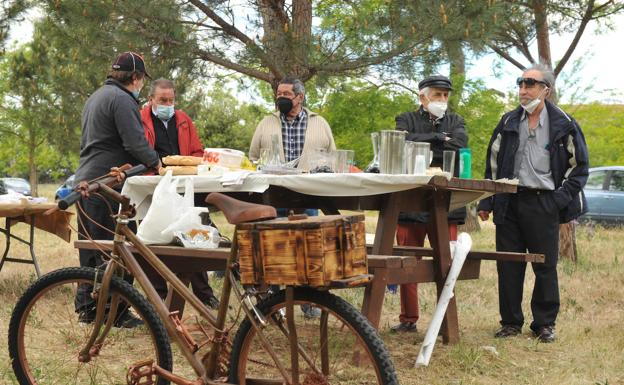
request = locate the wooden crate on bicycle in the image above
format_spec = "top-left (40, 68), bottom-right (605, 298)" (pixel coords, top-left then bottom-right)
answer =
top-left (236, 214), bottom-right (367, 287)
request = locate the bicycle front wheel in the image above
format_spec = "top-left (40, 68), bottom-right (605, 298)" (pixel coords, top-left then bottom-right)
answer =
top-left (229, 288), bottom-right (398, 385)
top-left (8, 267), bottom-right (172, 385)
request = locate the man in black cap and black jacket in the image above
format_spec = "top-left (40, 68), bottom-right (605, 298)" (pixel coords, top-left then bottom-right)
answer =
top-left (74, 52), bottom-right (161, 328)
top-left (390, 75), bottom-right (468, 333)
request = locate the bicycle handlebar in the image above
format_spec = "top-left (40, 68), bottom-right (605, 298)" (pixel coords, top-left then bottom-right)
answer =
top-left (58, 164), bottom-right (148, 210)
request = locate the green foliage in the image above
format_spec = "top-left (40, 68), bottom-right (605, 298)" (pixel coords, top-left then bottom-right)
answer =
top-left (316, 79), bottom-right (507, 173)
top-left (0, 0), bottom-right (203, 185)
top-left (455, 80), bottom-right (507, 179)
top-left (187, 82), bottom-right (269, 152)
top-left (565, 104), bottom-right (624, 167)
top-left (319, 82), bottom-right (416, 167)
top-left (0, 40), bottom-right (73, 186)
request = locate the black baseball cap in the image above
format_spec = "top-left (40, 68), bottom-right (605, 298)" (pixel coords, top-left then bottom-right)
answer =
top-left (418, 75), bottom-right (453, 91)
top-left (111, 52), bottom-right (151, 79)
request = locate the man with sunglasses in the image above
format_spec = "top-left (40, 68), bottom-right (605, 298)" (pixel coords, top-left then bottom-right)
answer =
top-left (477, 64), bottom-right (589, 343)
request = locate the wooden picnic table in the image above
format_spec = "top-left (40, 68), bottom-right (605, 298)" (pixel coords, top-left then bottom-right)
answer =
top-left (220, 175), bottom-right (540, 344)
top-left (75, 173), bottom-right (542, 344)
top-left (1, 201), bottom-right (73, 277)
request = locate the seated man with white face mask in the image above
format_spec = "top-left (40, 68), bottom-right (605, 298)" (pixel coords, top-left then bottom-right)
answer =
top-left (390, 75), bottom-right (468, 333)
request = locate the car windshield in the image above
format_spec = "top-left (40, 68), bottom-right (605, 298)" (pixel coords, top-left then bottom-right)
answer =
top-left (2, 178), bottom-right (31, 191)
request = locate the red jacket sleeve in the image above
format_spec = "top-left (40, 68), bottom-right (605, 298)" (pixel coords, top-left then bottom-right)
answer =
top-left (175, 110), bottom-right (204, 157)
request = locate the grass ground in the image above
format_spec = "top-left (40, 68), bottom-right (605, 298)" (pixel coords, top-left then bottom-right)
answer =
top-left (1, 184), bottom-right (622, 384)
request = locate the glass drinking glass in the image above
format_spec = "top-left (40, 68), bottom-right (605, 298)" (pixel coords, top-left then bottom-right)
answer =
top-left (443, 150), bottom-right (456, 176)
top-left (379, 130), bottom-right (406, 174)
top-left (333, 149), bottom-right (355, 173)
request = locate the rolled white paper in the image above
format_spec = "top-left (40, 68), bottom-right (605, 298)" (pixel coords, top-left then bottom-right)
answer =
top-left (415, 232), bottom-right (472, 367)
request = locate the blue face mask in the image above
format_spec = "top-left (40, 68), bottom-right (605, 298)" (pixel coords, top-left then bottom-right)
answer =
top-left (131, 90), bottom-right (140, 99)
top-left (154, 104), bottom-right (175, 120)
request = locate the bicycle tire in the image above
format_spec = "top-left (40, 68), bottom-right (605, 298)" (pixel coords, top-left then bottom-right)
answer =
top-left (8, 267), bottom-right (173, 385)
top-left (229, 287), bottom-right (399, 385)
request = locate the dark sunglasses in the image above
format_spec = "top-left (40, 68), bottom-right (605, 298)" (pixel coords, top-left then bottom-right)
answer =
top-left (516, 77), bottom-right (549, 87)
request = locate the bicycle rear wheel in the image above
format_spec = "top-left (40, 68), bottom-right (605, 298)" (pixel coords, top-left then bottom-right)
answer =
top-left (229, 288), bottom-right (398, 385)
top-left (8, 267), bottom-right (172, 385)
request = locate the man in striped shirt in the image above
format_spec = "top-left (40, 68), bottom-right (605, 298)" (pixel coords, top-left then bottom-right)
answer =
top-left (249, 77), bottom-right (335, 172)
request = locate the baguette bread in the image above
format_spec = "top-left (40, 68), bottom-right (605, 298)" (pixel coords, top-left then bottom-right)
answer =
top-left (162, 155), bottom-right (203, 166)
top-left (158, 166), bottom-right (198, 176)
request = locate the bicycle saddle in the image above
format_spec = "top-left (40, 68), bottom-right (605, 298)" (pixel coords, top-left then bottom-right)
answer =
top-left (205, 192), bottom-right (277, 225)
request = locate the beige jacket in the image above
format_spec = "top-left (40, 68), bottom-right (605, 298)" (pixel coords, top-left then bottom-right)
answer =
top-left (249, 108), bottom-right (336, 171)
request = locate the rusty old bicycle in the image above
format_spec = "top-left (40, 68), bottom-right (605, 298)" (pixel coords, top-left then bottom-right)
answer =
top-left (8, 164), bottom-right (399, 385)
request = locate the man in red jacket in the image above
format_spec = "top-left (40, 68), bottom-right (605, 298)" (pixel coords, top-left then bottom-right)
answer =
top-left (141, 78), bottom-right (203, 158)
top-left (141, 78), bottom-right (219, 309)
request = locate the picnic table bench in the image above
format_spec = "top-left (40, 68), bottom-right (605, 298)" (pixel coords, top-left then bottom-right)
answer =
top-left (74, 240), bottom-right (228, 316)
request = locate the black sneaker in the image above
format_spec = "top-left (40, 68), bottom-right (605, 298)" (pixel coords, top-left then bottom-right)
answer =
top-left (203, 295), bottom-right (220, 310)
top-left (113, 311), bottom-right (144, 329)
top-left (301, 304), bottom-right (321, 320)
top-left (390, 322), bottom-right (417, 333)
top-left (77, 309), bottom-right (96, 325)
top-left (494, 324), bottom-right (522, 338)
top-left (533, 325), bottom-right (556, 343)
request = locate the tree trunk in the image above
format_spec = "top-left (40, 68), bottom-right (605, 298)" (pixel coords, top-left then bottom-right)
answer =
top-left (458, 204), bottom-right (481, 233)
top-left (558, 222), bottom-right (577, 262)
top-left (532, 0), bottom-right (552, 66)
top-left (532, 0), bottom-right (558, 100)
top-left (291, 0), bottom-right (312, 76)
top-left (532, 0), bottom-right (574, 260)
top-left (445, 39), bottom-right (479, 232)
top-left (28, 125), bottom-right (38, 197)
top-left (445, 39), bottom-right (465, 111)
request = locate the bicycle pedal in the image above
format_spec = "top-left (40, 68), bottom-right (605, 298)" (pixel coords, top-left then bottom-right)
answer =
top-left (169, 312), bottom-right (199, 353)
top-left (126, 359), bottom-right (155, 385)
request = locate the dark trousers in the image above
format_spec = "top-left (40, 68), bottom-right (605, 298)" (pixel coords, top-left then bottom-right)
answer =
top-left (75, 195), bottom-right (135, 312)
top-left (150, 271), bottom-right (215, 302)
top-left (396, 223), bottom-right (458, 323)
top-left (496, 190), bottom-right (560, 331)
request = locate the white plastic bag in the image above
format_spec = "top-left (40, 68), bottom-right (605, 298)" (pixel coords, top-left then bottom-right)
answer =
top-left (161, 207), bottom-right (219, 249)
top-left (137, 171), bottom-right (194, 244)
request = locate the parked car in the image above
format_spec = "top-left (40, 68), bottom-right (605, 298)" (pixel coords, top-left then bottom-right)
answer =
top-left (0, 177), bottom-right (32, 196)
top-left (54, 174), bottom-right (76, 200)
top-left (579, 166), bottom-right (624, 225)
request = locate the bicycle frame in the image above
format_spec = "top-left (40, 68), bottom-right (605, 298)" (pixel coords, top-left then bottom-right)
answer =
top-left (78, 184), bottom-right (296, 385)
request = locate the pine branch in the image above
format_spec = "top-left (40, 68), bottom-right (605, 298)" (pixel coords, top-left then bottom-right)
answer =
top-left (487, 43), bottom-right (527, 70)
top-left (316, 39), bottom-right (427, 76)
top-left (554, 0), bottom-right (594, 76)
top-left (195, 48), bottom-right (274, 84)
top-left (188, 0), bottom-right (284, 79)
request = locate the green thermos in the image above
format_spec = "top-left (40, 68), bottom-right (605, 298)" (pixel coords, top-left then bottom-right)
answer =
top-left (459, 148), bottom-right (472, 179)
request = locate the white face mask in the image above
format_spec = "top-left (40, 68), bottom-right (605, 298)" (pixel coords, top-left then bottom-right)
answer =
top-left (426, 101), bottom-right (448, 118)
top-left (521, 87), bottom-right (548, 114)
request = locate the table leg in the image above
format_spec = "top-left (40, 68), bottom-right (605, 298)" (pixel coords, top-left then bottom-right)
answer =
top-left (0, 218), bottom-right (11, 273)
top-left (0, 216), bottom-right (41, 277)
top-left (361, 267), bottom-right (389, 328)
top-left (29, 215), bottom-right (41, 278)
top-left (428, 189), bottom-right (459, 344)
top-left (361, 193), bottom-right (399, 329)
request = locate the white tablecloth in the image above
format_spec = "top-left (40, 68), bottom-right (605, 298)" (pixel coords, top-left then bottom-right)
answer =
top-left (121, 172), bottom-right (500, 220)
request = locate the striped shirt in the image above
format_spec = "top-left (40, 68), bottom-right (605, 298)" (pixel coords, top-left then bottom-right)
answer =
top-left (280, 109), bottom-right (307, 162)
